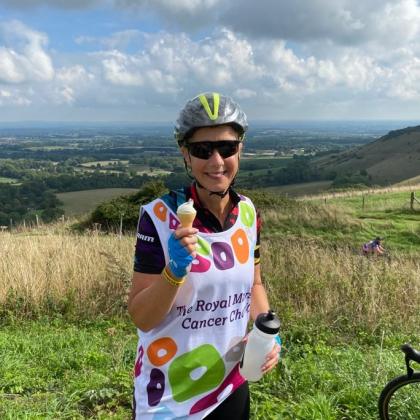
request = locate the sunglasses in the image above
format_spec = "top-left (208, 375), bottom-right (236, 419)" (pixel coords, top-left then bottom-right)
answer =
top-left (186, 141), bottom-right (241, 160)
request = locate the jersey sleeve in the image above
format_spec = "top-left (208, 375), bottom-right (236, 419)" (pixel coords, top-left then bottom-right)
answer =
top-left (133, 210), bottom-right (166, 274)
top-left (254, 209), bottom-right (261, 265)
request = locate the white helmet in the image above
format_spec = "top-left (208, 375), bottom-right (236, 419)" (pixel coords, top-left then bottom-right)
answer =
top-left (175, 92), bottom-right (248, 145)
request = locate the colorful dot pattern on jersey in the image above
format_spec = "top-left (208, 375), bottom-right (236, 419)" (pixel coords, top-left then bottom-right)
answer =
top-left (147, 337), bottom-right (177, 367)
top-left (133, 195), bottom-right (257, 419)
top-left (151, 199), bottom-right (255, 274)
top-left (169, 344), bottom-right (225, 402)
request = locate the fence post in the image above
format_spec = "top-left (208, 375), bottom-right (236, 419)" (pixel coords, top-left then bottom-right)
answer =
top-left (410, 192), bottom-right (414, 210)
top-left (119, 213), bottom-right (124, 239)
top-left (362, 195), bottom-right (365, 211)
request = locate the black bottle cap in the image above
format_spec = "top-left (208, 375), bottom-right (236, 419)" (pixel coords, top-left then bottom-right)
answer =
top-left (255, 309), bottom-right (281, 334)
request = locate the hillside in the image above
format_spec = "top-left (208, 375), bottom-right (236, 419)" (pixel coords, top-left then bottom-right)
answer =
top-left (1, 188), bottom-right (419, 419)
top-left (314, 125), bottom-right (420, 185)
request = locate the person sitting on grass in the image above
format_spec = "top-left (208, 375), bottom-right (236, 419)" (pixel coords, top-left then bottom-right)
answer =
top-left (362, 237), bottom-right (385, 256)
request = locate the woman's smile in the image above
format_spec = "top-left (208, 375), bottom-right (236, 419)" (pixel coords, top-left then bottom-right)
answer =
top-left (205, 170), bottom-right (227, 179)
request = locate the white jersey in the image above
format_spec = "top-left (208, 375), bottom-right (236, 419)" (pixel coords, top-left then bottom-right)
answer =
top-left (133, 194), bottom-right (258, 419)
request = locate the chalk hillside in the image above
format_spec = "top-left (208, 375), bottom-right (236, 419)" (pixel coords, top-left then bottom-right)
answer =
top-left (314, 125), bottom-right (420, 185)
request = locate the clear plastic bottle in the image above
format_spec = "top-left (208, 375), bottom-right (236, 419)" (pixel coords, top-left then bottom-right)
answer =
top-left (239, 310), bottom-right (281, 382)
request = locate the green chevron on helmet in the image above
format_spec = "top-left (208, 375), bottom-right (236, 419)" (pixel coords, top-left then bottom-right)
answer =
top-left (175, 92), bottom-right (248, 145)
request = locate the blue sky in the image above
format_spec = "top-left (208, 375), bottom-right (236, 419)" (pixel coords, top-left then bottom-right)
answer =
top-left (1, 0), bottom-right (420, 122)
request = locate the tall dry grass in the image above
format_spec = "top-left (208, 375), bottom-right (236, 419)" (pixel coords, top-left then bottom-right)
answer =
top-left (1, 222), bottom-right (419, 334)
top-left (301, 183), bottom-right (420, 201)
top-left (263, 238), bottom-right (420, 334)
top-left (0, 227), bottom-right (134, 319)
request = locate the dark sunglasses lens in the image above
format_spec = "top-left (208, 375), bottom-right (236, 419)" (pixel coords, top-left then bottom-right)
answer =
top-left (189, 143), bottom-right (213, 159)
top-left (218, 142), bottom-right (239, 158)
top-left (189, 141), bottom-right (239, 159)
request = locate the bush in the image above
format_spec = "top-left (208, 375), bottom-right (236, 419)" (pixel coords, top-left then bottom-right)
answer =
top-left (76, 181), bottom-right (167, 232)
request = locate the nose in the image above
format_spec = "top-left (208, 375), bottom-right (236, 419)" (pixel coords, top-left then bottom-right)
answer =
top-left (208, 148), bottom-right (225, 164)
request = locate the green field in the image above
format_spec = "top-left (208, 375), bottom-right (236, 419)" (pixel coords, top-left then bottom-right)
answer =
top-left (1, 318), bottom-right (418, 419)
top-left (263, 180), bottom-right (333, 196)
top-left (2, 186), bottom-right (419, 419)
top-left (0, 176), bottom-right (19, 184)
top-left (311, 189), bottom-right (420, 252)
top-left (56, 188), bottom-right (139, 216)
top-left (80, 160), bottom-right (129, 167)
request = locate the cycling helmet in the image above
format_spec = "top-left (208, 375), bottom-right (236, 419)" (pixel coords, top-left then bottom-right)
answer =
top-left (175, 92), bottom-right (248, 145)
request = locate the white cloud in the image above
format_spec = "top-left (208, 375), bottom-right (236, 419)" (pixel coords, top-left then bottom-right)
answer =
top-left (1, 0), bottom-right (103, 9)
top-left (0, 20), bottom-right (54, 83)
top-left (101, 50), bottom-right (145, 86)
top-left (2, 9), bottom-right (420, 120)
top-left (115, 0), bottom-right (223, 29)
top-left (111, 0), bottom-right (420, 52)
top-left (53, 65), bottom-right (95, 104)
top-left (0, 88), bottom-right (31, 106)
top-left (234, 88), bottom-right (257, 99)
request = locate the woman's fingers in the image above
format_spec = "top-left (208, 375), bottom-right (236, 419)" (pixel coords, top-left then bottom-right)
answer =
top-left (174, 227), bottom-right (198, 239)
top-left (261, 344), bottom-right (281, 373)
top-left (173, 227), bottom-right (198, 256)
top-left (180, 236), bottom-right (198, 255)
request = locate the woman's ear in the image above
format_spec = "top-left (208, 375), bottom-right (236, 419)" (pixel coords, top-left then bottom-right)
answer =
top-left (181, 146), bottom-right (191, 168)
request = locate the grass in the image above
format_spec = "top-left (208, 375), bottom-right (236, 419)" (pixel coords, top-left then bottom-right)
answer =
top-left (0, 188), bottom-right (419, 418)
top-left (0, 318), bottom-right (135, 418)
top-left (0, 228), bottom-right (133, 319)
top-left (0, 176), bottom-right (19, 184)
top-left (263, 180), bottom-right (333, 196)
top-left (0, 318), bottom-right (418, 419)
top-left (309, 189), bottom-right (420, 251)
top-left (56, 188), bottom-right (139, 216)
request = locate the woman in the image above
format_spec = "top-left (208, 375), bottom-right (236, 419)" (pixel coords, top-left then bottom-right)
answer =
top-left (128, 92), bottom-right (280, 419)
top-left (362, 237), bottom-right (385, 256)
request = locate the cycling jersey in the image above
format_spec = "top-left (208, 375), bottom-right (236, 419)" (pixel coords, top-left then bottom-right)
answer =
top-left (134, 183), bottom-right (261, 274)
top-left (132, 191), bottom-right (258, 418)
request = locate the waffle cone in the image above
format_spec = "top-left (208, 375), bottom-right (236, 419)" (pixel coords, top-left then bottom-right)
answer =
top-left (177, 212), bottom-right (196, 228)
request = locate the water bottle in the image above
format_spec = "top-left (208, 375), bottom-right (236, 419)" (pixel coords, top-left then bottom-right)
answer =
top-left (239, 310), bottom-right (281, 382)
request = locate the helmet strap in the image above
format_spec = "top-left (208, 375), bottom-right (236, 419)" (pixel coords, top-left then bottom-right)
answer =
top-left (182, 152), bottom-right (240, 199)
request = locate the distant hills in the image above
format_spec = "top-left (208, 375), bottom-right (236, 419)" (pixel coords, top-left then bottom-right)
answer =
top-left (314, 125), bottom-right (420, 185)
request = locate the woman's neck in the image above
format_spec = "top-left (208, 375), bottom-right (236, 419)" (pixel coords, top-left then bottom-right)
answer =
top-left (196, 185), bottom-right (232, 226)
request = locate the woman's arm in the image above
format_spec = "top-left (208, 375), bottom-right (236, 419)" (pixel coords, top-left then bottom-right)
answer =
top-left (128, 271), bottom-right (181, 332)
top-left (250, 264), bottom-right (270, 321)
top-left (128, 226), bottom-right (197, 332)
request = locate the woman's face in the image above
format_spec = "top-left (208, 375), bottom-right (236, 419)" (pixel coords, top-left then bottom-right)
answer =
top-left (182, 125), bottom-right (242, 193)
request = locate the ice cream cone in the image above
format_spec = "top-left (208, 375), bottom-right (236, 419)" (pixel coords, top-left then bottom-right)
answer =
top-left (177, 199), bottom-right (197, 228)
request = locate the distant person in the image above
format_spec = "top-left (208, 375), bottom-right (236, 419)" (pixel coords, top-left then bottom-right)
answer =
top-left (362, 237), bottom-right (385, 256)
top-left (128, 92), bottom-right (281, 419)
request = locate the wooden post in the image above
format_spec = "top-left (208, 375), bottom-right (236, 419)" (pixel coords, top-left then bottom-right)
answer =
top-left (410, 192), bottom-right (414, 210)
top-left (362, 195), bottom-right (365, 211)
top-left (119, 213), bottom-right (124, 239)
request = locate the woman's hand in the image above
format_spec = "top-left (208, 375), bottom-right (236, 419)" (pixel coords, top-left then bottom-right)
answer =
top-left (168, 227), bottom-right (198, 278)
top-left (262, 340), bottom-right (281, 375)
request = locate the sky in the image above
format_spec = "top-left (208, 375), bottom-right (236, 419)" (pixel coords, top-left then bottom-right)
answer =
top-left (1, 0), bottom-right (420, 122)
